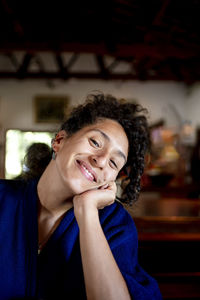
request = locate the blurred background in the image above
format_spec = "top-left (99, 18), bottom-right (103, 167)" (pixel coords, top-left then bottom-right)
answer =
top-left (0, 0), bottom-right (200, 298)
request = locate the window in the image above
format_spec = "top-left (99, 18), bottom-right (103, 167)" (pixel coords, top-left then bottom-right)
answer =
top-left (5, 129), bottom-right (55, 179)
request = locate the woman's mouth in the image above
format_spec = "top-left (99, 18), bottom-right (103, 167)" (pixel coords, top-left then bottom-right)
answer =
top-left (76, 160), bottom-right (97, 182)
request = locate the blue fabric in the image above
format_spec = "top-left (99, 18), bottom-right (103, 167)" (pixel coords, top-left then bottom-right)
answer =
top-left (0, 179), bottom-right (162, 299)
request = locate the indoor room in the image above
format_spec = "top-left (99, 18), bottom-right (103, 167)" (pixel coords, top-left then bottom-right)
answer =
top-left (0, 1), bottom-right (200, 299)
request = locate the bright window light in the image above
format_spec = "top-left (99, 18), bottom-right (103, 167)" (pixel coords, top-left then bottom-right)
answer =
top-left (5, 130), bottom-right (55, 179)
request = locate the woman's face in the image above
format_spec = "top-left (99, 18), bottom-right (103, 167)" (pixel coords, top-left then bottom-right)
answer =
top-left (53, 118), bottom-right (129, 197)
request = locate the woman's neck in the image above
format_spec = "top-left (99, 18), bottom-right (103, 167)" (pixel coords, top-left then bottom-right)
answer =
top-left (37, 161), bottom-right (73, 218)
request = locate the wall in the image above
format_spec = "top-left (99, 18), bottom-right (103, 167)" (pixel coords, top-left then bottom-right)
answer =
top-left (0, 79), bottom-right (188, 130)
top-left (0, 78), bottom-right (198, 176)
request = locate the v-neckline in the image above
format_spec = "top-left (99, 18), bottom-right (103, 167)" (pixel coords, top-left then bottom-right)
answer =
top-left (37, 206), bottom-right (75, 255)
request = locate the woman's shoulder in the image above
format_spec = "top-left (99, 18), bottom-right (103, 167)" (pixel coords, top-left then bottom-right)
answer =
top-left (0, 178), bottom-right (27, 193)
top-left (100, 200), bottom-right (134, 223)
top-left (99, 200), bottom-right (138, 242)
top-left (0, 178), bottom-right (38, 202)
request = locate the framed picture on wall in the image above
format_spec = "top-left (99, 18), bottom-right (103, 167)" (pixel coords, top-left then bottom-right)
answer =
top-left (34, 95), bottom-right (69, 123)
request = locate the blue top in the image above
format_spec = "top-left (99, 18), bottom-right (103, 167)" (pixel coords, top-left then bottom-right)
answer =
top-left (0, 179), bottom-right (162, 300)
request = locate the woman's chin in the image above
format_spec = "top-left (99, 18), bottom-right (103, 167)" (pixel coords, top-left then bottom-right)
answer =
top-left (63, 175), bottom-right (97, 197)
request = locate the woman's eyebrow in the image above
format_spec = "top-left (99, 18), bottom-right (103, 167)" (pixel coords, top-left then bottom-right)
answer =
top-left (92, 129), bottom-right (127, 163)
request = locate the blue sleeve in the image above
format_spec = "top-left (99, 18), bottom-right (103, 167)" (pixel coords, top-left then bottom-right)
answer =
top-left (112, 233), bottom-right (162, 299)
top-left (100, 202), bottom-right (162, 300)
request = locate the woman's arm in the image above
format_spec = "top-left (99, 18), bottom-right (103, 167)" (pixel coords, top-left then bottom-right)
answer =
top-left (73, 183), bottom-right (131, 300)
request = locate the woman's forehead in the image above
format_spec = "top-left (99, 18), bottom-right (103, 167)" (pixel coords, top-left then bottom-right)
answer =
top-left (80, 119), bottom-right (129, 155)
top-left (81, 119), bottom-right (124, 135)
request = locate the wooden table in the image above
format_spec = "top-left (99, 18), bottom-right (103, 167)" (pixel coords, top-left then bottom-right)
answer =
top-left (124, 197), bottom-right (200, 299)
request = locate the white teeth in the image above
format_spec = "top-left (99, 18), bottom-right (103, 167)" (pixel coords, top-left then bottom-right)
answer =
top-left (82, 165), bottom-right (94, 179)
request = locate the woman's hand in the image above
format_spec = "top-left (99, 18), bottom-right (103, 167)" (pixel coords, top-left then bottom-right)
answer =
top-left (73, 181), bottom-right (117, 227)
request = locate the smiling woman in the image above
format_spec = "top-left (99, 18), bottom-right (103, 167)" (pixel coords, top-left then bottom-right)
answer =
top-left (50, 119), bottom-right (128, 198)
top-left (0, 93), bottom-right (162, 300)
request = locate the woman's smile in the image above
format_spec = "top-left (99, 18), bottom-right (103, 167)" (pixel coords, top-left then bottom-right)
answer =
top-left (76, 160), bottom-right (97, 182)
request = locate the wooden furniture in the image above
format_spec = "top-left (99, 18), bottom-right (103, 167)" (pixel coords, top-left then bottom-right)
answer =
top-left (133, 217), bottom-right (200, 299)
top-left (125, 193), bottom-right (200, 300)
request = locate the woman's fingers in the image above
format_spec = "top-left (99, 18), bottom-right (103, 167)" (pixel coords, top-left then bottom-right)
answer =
top-left (73, 181), bottom-right (117, 210)
top-left (73, 182), bottom-right (117, 227)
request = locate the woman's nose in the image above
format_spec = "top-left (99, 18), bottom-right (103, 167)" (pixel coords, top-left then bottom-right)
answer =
top-left (91, 154), bottom-right (108, 169)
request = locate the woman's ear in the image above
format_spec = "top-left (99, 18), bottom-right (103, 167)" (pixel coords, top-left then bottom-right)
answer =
top-left (52, 130), bottom-right (67, 153)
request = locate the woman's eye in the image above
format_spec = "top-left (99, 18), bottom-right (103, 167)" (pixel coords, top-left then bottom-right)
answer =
top-left (90, 138), bottom-right (100, 147)
top-left (110, 160), bottom-right (118, 169)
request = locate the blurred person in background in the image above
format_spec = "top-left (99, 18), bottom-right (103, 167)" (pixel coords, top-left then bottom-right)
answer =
top-left (16, 142), bottom-right (52, 180)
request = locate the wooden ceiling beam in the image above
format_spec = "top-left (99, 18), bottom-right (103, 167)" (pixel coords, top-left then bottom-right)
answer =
top-left (0, 70), bottom-right (193, 83)
top-left (66, 53), bottom-right (78, 69)
top-left (33, 55), bottom-right (45, 72)
top-left (54, 54), bottom-right (68, 79)
top-left (6, 53), bottom-right (19, 70)
top-left (0, 42), bottom-right (199, 59)
top-left (17, 53), bottom-right (33, 78)
top-left (107, 58), bottom-right (121, 71)
top-left (95, 55), bottom-right (109, 78)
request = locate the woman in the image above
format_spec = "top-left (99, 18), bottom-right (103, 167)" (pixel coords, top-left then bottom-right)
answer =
top-left (0, 93), bottom-right (162, 299)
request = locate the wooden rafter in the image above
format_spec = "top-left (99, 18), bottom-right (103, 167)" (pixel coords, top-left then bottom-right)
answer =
top-left (55, 54), bottom-right (68, 79)
top-left (17, 53), bottom-right (33, 77)
top-left (95, 55), bottom-right (109, 78)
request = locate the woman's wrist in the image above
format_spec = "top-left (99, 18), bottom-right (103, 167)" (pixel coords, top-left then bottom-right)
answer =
top-left (73, 195), bottom-right (99, 227)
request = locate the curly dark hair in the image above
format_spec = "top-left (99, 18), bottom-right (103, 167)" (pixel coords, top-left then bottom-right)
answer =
top-left (60, 93), bottom-right (150, 205)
